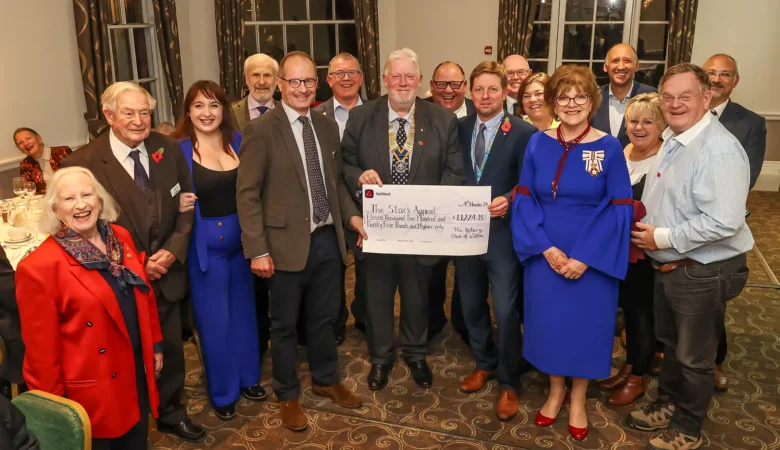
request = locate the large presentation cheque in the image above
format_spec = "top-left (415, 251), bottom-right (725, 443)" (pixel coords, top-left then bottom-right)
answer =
top-left (361, 184), bottom-right (491, 256)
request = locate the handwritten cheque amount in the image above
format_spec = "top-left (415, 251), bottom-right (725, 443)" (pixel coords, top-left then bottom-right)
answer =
top-left (361, 185), bottom-right (492, 256)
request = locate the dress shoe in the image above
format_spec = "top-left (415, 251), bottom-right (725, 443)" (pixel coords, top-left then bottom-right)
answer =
top-left (312, 382), bottom-right (362, 408)
top-left (608, 374), bottom-right (647, 406)
top-left (367, 364), bottom-right (393, 390)
top-left (460, 369), bottom-right (494, 393)
top-left (496, 389), bottom-right (519, 421)
top-left (213, 403), bottom-right (236, 421)
top-left (651, 352), bottom-right (664, 376)
top-left (715, 365), bottom-right (728, 391)
top-left (535, 391), bottom-right (569, 427)
top-left (354, 322), bottom-right (367, 335)
top-left (335, 325), bottom-right (346, 346)
top-left (599, 363), bottom-right (632, 389)
top-left (569, 423), bottom-right (589, 441)
top-left (407, 360), bottom-right (433, 388)
top-left (280, 400), bottom-right (307, 431)
top-left (157, 418), bottom-right (206, 442)
top-left (241, 383), bottom-right (267, 401)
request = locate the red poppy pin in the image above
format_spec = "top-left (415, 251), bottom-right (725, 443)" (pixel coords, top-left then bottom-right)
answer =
top-left (152, 147), bottom-right (164, 163)
top-left (501, 116), bottom-right (512, 133)
top-left (418, 141), bottom-right (424, 146)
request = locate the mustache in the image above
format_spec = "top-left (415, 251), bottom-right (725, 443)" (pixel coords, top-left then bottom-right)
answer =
top-left (711, 82), bottom-right (725, 88)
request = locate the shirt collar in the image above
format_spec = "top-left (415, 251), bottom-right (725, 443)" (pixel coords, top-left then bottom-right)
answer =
top-left (477, 111), bottom-right (505, 131)
top-left (661, 112), bottom-right (713, 146)
top-left (388, 101), bottom-right (416, 123)
top-left (280, 100), bottom-right (311, 124)
top-left (712, 98), bottom-right (729, 117)
top-left (37, 146), bottom-right (51, 161)
top-left (109, 129), bottom-right (147, 159)
top-left (248, 95), bottom-right (275, 111)
top-left (454, 100), bottom-right (468, 118)
top-left (609, 81), bottom-right (635, 102)
top-left (333, 96), bottom-right (362, 112)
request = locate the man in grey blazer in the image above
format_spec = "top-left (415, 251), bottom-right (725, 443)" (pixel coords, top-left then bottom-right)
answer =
top-left (704, 53), bottom-right (767, 392)
top-left (231, 53), bottom-right (279, 132)
top-left (313, 52), bottom-right (366, 344)
top-left (591, 44), bottom-right (656, 147)
top-left (342, 48), bottom-right (465, 391)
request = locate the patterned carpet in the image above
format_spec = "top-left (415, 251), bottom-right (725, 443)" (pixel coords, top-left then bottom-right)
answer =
top-left (149, 192), bottom-right (780, 450)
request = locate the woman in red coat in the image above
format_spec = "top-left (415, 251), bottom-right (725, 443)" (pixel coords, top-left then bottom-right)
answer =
top-left (16, 166), bottom-right (163, 450)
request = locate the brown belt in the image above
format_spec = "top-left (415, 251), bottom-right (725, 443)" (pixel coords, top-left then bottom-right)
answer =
top-left (651, 258), bottom-right (699, 273)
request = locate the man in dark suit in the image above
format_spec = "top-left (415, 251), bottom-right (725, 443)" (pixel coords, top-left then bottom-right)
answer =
top-left (425, 60), bottom-right (474, 344)
top-left (342, 48), bottom-right (465, 390)
top-left (313, 52), bottom-right (366, 345)
top-left (591, 44), bottom-right (656, 147)
top-left (456, 61), bottom-right (536, 421)
top-left (60, 82), bottom-right (205, 442)
top-left (704, 53), bottom-right (767, 392)
top-left (502, 54), bottom-right (532, 115)
top-left (0, 247), bottom-right (23, 394)
top-left (237, 51), bottom-right (364, 432)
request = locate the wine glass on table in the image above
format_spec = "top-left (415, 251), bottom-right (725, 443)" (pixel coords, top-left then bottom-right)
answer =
top-left (12, 177), bottom-right (25, 199)
top-left (24, 181), bottom-right (36, 200)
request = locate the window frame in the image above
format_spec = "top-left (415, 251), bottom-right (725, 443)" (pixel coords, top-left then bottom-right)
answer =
top-left (106, 0), bottom-right (172, 123)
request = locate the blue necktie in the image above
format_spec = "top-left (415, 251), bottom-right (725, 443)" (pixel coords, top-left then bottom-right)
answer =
top-left (130, 150), bottom-right (149, 192)
top-left (257, 106), bottom-right (269, 115)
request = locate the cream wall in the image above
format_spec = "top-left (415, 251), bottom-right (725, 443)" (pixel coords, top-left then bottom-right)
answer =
top-left (0, 0), bottom-right (88, 171)
top-left (378, 0), bottom-right (500, 96)
top-left (177, 0), bottom-right (221, 90)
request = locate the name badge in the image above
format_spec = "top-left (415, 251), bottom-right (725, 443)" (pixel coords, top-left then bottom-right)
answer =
top-left (170, 183), bottom-right (181, 197)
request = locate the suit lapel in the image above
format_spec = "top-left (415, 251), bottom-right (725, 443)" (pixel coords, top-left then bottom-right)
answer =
top-left (312, 114), bottom-right (339, 212)
top-left (461, 114), bottom-right (477, 184)
top-left (617, 83), bottom-right (642, 139)
top-left (68, 261), bottom-right (131, 342)
top-left (373, 101), bottom-right (392, 182)
top-left (408, 99), bottom-right (427, 182)
top-left (479, 116), bottom-right (509, 184)
top-left (274, 106), bottom-right (308, 191)
top-left (144, 135), bottom-right (164, 226)
top-left (719, 102), bottom-right (738, 133)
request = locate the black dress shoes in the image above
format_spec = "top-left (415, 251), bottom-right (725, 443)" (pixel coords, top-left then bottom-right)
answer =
top-left (335, 325), bottom-right (346, 346)
top-left (214, 403), bottom-right (236, 421)
top-left (241, 384), bottom-right (268, 401)
top-left (367, 364), bottom-right (393, 390)
top-left (157, 417), bottom-right (206, 442)
top-left (407, 360), bottom-right (433, 388)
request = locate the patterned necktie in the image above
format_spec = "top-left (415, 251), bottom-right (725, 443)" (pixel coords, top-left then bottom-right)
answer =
top-left (129, 150), bottom-right (149, 192)
top-left (298, 116), bottom-right (330, 224)
top-left (257, 105), bottom-right (269, 115)
top-left (396, 118), bottom-right (407, 148)
top-left (392, 118), bottom-right (410, 185)
top-left (474, 123), bottom-right (487, 168)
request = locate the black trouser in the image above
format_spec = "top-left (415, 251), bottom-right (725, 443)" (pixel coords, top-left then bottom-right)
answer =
top-left (654, 254), bottom-right (748, 437)
top-left (365, 254), bottom-right (433, 365)
top-left (154, 299), bottom-right (186, 426)
top-left (346, 228), bottom-right (367, 326)
top-left (428, 258), bottom-right (468, 338)
top-left (93, 348), bottom-right (149, 450)
top-left (620, 258), bottom-right (656, 377)
top-left (253, 276), bottom-right (271, 359)
top-left (715, 328), bottom-right (727, 365)
top-left (268, 226), bottom-right (341, 400)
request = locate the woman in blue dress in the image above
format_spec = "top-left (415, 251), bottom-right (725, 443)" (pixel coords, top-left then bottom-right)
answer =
top-left (176, 80), bottom-right (264, 420)
top-left (511, 66), bottom-right (633, 440)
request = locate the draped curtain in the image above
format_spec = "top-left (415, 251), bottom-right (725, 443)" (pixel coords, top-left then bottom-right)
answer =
top-left (151, 0), bottom-right (185, 118)
top-left (497, 0), bottom-right (539, 60)
top-left (73, 0), bottom-right (113, 139)
top-left (214, 0), bottom-right (246, 101)
top-left (666, 0), bottom-right (699, 65)
top-left (353, 0), bottom-right (381, 100)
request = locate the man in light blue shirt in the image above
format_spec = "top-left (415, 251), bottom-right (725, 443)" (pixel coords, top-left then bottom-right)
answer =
top-left (628, 63), bottom-right (752, 450)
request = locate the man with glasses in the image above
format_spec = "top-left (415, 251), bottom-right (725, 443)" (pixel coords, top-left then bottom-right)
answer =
top-left (237, 51), bottom-right (366, 432)
top-left (628, 63), bottom-right (753, 450)
top-left (591, 44), bottom-right (656, 147)
top-left (425, 61), bottom-right (473, 345)
top-left (501, 54), bottom-right (532, 115)
top-left (231, 53), bottom-right (279, 131)
top-left (313, 52), bottom-right (366, 346)
top-left (702, 53), bottom-right (766, 392)
top-left (342, 48), bottom-right (465, 391)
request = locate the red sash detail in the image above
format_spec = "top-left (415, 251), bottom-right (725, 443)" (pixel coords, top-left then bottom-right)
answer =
top-left (510, 185), bottom-right (531, 202)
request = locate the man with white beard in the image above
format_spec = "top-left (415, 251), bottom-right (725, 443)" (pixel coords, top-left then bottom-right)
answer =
top-left (341, 48), bottom-right (465, 391)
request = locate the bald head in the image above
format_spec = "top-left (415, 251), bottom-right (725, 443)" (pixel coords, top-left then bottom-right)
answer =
top-left (502, 54), bottom-right (531, 97)
top-left (430, 62), bottom-right (468, 112)
top-left (604, 44), bottom-right (638, 89)
top-left (703, 54), bottom-right (740, 107)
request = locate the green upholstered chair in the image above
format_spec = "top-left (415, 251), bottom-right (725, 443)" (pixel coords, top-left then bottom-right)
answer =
top-left (12, 390), bottom-right (92, 450)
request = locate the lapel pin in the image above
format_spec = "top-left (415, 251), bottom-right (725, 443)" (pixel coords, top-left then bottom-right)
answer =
top-left (419, 141), bottom-right (424, 146)
top-left (331, 150), bottom-right (336, 159)
top-left (126, 252), bottom-right (132, 259)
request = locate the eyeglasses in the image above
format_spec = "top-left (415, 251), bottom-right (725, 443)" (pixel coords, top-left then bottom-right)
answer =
top-left (706, 70), bottom-right (735, 79)
top-left (432, 80), bottom-right (465, 90)
top-left (661, 92), bottom-right (703, 103)
top-left (507, 69), bottom-right (530, 79)
top-left (554, 94), bottom-right (590, 106)
top-left (329, 70), bottom-right (361, 79)
top-left (278, 77), bottom-right (317, 88)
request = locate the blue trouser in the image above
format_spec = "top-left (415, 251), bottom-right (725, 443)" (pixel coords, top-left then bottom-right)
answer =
top-left (456, 254), bottom-right (522, 391)
top-left (189, 214), bottom-right (260, 407)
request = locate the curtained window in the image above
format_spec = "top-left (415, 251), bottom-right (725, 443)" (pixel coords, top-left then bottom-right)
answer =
top-left (242, 0), bottom-right (359, 100)
top-left (106, 0), bottom-right (172, 122)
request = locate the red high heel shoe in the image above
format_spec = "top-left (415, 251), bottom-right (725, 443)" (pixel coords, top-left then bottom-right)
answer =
top-left (568, 423), bottom-right (589, 440)
top-left (535, 392), bottom-right (570, 427)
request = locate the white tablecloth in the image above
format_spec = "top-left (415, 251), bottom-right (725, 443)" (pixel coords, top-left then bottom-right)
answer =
top-left (1, 195), bottom-right (45, 270)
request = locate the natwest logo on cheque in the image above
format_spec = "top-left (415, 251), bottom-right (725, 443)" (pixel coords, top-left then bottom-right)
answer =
top-left (365, 189), bottom-right (391, 198)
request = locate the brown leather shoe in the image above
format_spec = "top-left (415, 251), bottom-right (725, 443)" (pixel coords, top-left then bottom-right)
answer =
top-left (496, 389), bottom-right (519, 421)
top-left (312, 382), bottom-right (362, 409)
top-left (460, 369), bottom-right (494, 393)
top-left (650, 352), bottom-right (664, 376)
top-left (608, 374), bottom-right (647, 406)
top-left (600, 363), bottom-right (632, 389)
top-left (280, 400), bottom-right (307, 431)
top-left (715, 365), bottom-right (728, 392)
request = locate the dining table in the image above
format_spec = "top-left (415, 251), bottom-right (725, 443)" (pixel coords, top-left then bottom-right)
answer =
top-left (0, 195), bottom-right (46, 270)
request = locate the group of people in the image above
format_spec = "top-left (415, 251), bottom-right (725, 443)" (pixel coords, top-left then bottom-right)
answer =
top-left (0, 41), bottom-right (764, 450)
